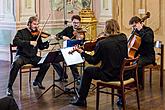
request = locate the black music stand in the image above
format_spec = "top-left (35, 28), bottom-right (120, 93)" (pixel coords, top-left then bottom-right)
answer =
top-left (37, 51), bottom-right (72, 99)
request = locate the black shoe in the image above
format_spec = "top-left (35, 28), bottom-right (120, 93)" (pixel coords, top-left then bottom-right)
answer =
top-left (33, 81), bottom-right (45, 90)
top-left (64, 87), bottom-right (71, 92)
top-left (75, 76), bottom-right (81, 85)
top-left (116, 97), bottom-right (123, 106)
top-left (76, 79), bottom-right (81, 85)
top-left (62, 78), bottom-right (68, 82)
top-left (70, 98), bottom-right (87, 107)
top-left (6, 88), bottom-right (13, 96)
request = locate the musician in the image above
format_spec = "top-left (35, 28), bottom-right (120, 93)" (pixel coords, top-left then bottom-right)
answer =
top-left (70, 19), bottom-right (128, 107)
top-left (54, 15), bottom-right (84, 82)
top-left (129, 16), bottom-right (155, 88)
top-left (6, 16), bottom-right (50, 96)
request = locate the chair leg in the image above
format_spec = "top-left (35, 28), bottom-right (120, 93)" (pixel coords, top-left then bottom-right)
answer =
top-left (96, 85), bottom-right (100, 110)
top-left (142, 68), bottom-right (145, 89)
top-left (20, 70), bottom-right (22, 91)
top-left (29, 69), bottom-right (32, 84)
top-left (136, 89), bottom-right (140, 110)
top-left (111, 88), bottom-right (114, 107)
top-left (149, 68), bottom-right (152, 85)
top-left (121, 91), bottom-right (126, 110)
top-left (160, 67), bottom-right (163, 87)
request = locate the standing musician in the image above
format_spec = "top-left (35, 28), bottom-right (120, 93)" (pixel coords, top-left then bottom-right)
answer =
top-left (53, 15), bottom-right (84, 82)
top-left (70, 19), bottom-right (128, 107)
top-left (6, 16), bottom-right (50, 96)
top-left (129, 16), bottom-right (155, 88)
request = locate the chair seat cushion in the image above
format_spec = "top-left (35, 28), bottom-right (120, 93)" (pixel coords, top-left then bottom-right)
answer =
top-left (22, 64), bottom-right (34, 69)
top-left (98, 78), bottom-right (135, 86)
top-left (145, 64), bottom-right (161, 69)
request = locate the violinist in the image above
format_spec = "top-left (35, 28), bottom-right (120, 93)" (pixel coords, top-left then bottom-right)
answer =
top-left (70, 19), bottom-right (128, 107)
top-left (6, 16), bottom-right (50, 96)
top-left (129, 16), bottom-right (155, 88)
top-left (53, 15), bottom-right (83, 82)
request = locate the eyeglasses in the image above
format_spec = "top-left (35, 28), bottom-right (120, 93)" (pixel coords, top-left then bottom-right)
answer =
top-left (73, 22), bottom-right (80, 24)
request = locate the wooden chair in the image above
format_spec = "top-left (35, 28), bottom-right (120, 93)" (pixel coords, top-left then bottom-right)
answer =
top-left (142, 40), bottom-right (164, 88)
top-left (96, 57), bottom-right (140, 110)
top-left (10, 43), bottom-right (40, 91)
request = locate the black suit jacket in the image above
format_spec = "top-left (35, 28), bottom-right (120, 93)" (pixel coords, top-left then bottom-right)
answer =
top-left (13, 28), bottom-right (49, 58)
top-left (82, 33), bottom-right (128, 80)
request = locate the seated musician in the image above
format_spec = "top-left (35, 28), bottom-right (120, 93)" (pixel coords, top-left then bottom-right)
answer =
top-left (53, 15), bottom-right (84, 82)
top-left (6, 16), bottom-right (50, 96)
top-left (129, 16), bottom-right (155, 88)
top-left (70, 19), bottom-right (128, 107)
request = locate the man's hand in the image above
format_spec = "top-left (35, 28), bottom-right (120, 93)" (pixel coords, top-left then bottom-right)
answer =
top-left (73, 45), bottom-right (84, 53)
top-left (63, 36), bottom-right (70, 40)
top-left (30, 41), bottom-right (37, 47)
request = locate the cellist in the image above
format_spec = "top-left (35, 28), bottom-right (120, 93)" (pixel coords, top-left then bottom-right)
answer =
top-left (129, 16), bottom-right (155, 88)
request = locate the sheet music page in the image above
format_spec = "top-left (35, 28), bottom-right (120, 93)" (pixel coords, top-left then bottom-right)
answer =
top-left (38, 53), bottom-right (49, 64)
top-left (60, 47), bottom-right (84, 66)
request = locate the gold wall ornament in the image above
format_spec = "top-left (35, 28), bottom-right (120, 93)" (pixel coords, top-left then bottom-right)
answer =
top-left (79, 8), bottom-right (97, 41)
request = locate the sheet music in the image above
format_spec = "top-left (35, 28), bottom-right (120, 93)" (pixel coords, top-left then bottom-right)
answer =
top-left (63, 40), bottom-right (67, 48)
top-left (60, 47), bottom-right (84, 66)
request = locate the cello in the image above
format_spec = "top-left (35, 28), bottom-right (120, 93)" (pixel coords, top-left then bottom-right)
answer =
top-left (128, 12), bottom-right (150, 58)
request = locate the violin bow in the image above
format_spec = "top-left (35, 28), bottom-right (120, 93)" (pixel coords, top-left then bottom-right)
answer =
top-left (36, 13), bottom-right (51, 42)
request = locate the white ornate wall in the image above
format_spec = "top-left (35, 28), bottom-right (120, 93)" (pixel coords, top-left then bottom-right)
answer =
top-left (0, 0), bottom-right (16, 45)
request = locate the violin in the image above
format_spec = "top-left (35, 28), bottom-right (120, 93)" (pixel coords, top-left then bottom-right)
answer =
top-left (128, 12), bottom-right (150, 58)
top-left (68, 32), bottom-right (106, 54)
top-left (72, 28), bottom-right (86, 40)
top-left (31, 30), bottom-right (50, 38)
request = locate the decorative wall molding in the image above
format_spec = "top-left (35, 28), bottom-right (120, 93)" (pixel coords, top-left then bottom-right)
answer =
top-left (99, 0), bottom-right (112, 22)
top-left (19, 0), bottom-right (36, 22)
top-left (118, 0), bottom-right (161, 32)
top-left (0, 0), bottom-right (15, 22)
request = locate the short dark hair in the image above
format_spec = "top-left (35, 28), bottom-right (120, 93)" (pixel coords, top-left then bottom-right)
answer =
top-left (129, 16), bottom-right (141, 25)
top-left (71, 15), bottom-right (81, 21)
top-left (27, 16), bottom-right (38, 26)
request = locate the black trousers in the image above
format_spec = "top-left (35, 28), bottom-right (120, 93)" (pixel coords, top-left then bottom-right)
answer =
top-left (52, 63), bottom-right (80, 79)
top-left (8, 55), bottom-right (50, 88)
top-left (69, 64), bottom-right (80, 79)
top-left (0, 96), bottom-right (19, 110)
top-left (78, 66), bottom-right (115, 100)
top-left (138, 56), bottom-right (155, 85)
top-left (52, 63), bottom-right (68, 79)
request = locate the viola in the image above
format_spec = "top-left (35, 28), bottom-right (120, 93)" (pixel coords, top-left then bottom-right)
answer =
top-left (83, 32), bottom-right (106, 51)
top-left (128, 12), bottom-right (150, 58)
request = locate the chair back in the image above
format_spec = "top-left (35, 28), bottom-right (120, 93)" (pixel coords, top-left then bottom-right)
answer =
top-left (154, 41), bottom-right (164, 68)
top-left (9, 43), bottom-right (17, 64)
top-left (119, 57), bottom-right (139, 84)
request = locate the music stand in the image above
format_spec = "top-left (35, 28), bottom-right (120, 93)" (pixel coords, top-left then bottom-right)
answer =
top-left (37, 51), bottom-right (72, 99)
